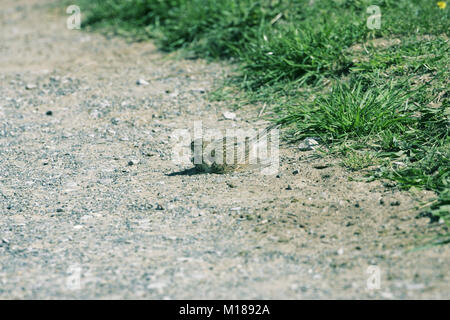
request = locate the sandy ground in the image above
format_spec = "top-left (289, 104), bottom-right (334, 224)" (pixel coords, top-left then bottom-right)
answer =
top-left (0, 0), bottom-right (448, 299)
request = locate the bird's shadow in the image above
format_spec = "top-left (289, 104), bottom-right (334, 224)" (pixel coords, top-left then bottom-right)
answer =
top-left (166, 167), bottom-right (206, 176)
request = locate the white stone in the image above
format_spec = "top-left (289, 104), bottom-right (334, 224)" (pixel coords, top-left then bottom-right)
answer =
top-left (137, 79), bottom-right (149, 86)
top-left (222, 111), bottom-right (236, 120)
top-left (298, 137), bottom-right (319, 151)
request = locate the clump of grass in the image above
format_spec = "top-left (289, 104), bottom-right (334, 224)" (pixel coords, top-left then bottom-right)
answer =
top-left (74, 0), bottom-right (179, 39)
top-left (341, 150), bottom-right (378, 171)
top-left (154, 0), bottom-right (285, 58)
top-left (279, 81), bottom-right (418, 142)
top-left (236, 19), bottom-right (365, 89)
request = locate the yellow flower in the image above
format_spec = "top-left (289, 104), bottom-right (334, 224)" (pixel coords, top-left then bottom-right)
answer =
top-left (437, 1), bottom-right (447, 9)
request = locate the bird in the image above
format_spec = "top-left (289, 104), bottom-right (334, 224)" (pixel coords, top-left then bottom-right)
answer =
top-left (190, 124), bottom-right (279, 174)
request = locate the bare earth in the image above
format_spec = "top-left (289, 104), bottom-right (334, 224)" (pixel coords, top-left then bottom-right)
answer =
top-left (0, 0), bottom-right (448, 299)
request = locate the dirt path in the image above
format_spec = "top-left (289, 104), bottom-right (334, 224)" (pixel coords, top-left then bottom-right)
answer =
top-left (0, 0), bottom-right (448, 299)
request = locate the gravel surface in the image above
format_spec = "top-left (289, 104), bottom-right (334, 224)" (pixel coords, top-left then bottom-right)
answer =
top-left (0, 0), bottom-right (448, 299)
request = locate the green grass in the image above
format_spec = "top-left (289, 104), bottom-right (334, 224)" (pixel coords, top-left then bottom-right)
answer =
top-left (70, 0), bottom-right (449, 237)
top-left (341, 149), bottom-right (379, 171)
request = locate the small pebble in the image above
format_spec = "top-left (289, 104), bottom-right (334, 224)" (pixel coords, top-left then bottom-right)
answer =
top-left (313, 163), bottom-right (329, 169)
top-left (222, 111), bottom-right (236, 120)
top-left (390, 200), bottom-right (400, 206)
top-left (381, 292), bottom-right (394, 299)
top-left (192, 88), bottom-right (206, 94)
top-left (136, 79), bottom-right (149, 86)
top-left (298, 138), bottom-right (319, 151)
top-left (383, 181), bottom-right (397, 188)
